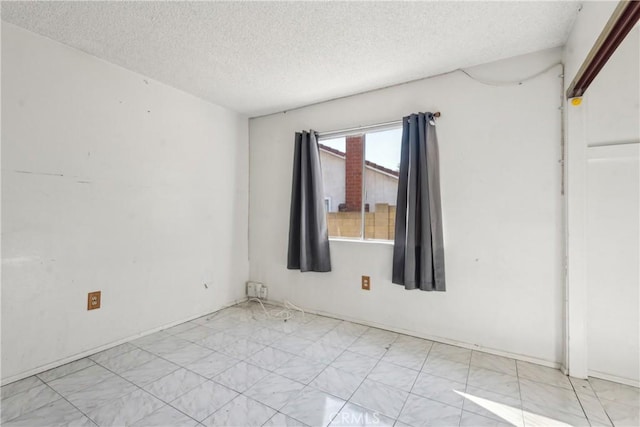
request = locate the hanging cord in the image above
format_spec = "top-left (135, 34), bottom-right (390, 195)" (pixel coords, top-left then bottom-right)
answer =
top-left (457, 62), bottom-right (562, 87)
top-left (248, 298), bottom-right (305, 322)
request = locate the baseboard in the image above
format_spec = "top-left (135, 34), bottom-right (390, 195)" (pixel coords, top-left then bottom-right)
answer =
top-left (1, 297), bottom-right (247, 386)
top-left (589, 370), bottom-right (640, 388)
top-left (259, 299), bottom-right (561, 370)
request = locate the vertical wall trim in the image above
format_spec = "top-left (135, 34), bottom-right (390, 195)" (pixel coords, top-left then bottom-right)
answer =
top-left (565, 95), bottom-right (589, 379)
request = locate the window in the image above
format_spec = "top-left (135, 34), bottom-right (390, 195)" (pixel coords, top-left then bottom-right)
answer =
top-left (319, 127), bottom-right (402, 241)
top-left (324, 197), bottom-right (331, 212)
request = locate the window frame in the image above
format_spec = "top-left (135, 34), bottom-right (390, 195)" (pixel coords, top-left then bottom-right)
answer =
top-left (318, 124), bottom-right (402, 242)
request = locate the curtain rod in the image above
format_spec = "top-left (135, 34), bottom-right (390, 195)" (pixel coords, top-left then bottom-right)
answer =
top-left (316, 112), bottom-right (441, 139)
top-left (566, 1), bottom-right (640, 99)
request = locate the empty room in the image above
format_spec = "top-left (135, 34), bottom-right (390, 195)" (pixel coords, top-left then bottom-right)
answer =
top-left (1, 1), bottom-right (639, 426)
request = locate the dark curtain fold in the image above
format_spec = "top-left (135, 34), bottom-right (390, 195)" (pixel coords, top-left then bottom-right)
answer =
top-left (392, 113), bottom-right (445, 291)
top-left (287, 130), bottom-right (332, 272)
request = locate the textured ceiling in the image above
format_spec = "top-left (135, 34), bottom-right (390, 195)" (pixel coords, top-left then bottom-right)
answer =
top-left (1, 1), bottom-right (580, 116)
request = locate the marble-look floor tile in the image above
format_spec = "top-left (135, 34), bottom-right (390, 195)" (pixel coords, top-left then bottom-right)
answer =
top-left (429, 343), bottom-right (472, 364)
top-left (248, 347), bottom-right (294, 371)
top-left (132, 404), bottom-right (199, 427)
top-left (1, 376), bottom-right (44, 399)
top-left (263, 412), bottom-right (309, 427)
top-left (348, 339), bottom-right (389, 359)
top-left (471, 352), bottom-right (517, 376)
top-left (250, 328), bottom-right (286, 345)
top-left (186, 351), bottom-right (240, 379)
top-left (21, 303), bottom-right (640, 427)
top-left (98, 348), bottom-right (157, 374)
top-left (0, 384), bottom-right (62, 423)
top-left (2, 398), bottom-right (92, 427)
top-left (521, 401), bottom-right (589, 427)
top-left (170, 380), bottom-right (238, 422)
top-left (590, 377), bottom-right (640, 407)
top-left (271, 335), bottom-right (315, 356)
top-left (213, 361), bottom-right (270, 392)
top-left (139, 336), bottom-right (191, 356)
top-left (163, 322), bottom-right (199, 335)
top-left (411, 372), bottom-right (466, 408)
top-left (226, 321), bottom-right (264, 339)
top-left (350, 379), bottom-right (408, 419)
top-left (460, 411), bottom-right (515, 427)
top-left (37, 359), bottom-right (95, 384)
top-left (330, 351), bottom-right (378, 378)
top-left (47, 365), bottom-right (114, 396)
top-left (462, 386), bottom-right (524, 426)
top-left (381, 346), bottom-right (428, 371)
top-left (329, 402), bottom-right (395, 427)
top-left (218, 338), bottom-right (266, 359)
top-left (202, 394), bottom-right (276, 427)
top-left (244, 373), bottom-right (306, 410)
top-left (89, 343), bottom-right (138, 365)
top-left (143, 368), bottom-right (208, 402)
top-left (281, 386), bottom-right (346, 427)
top-left (599, 399), bottom-right (640, 427)
top-left (275, 356), bottom-right (327, 384)
top-left (468, 366), bottom-right (519, 397)
top-left (130, 331), bottom-right (170, 348)
top-left (86, 388), bottom-right (164, 426)
top-left (333, 321), bottom-right (368, 338)
top-left (311, 317), bottom-right (342, 329)
top-left (359, 329), bottom-right (397, 347)
top-left (196, 331), bottom-right (240, 351)
top-left (174, 325), bottom-right (217, 342)
top-left (310, 366), bottom-right (364, 400)
top-left (66, 375), bottom-right (137, 413)
top-left (519, 379), bottom-right (583, 417)
top-left (293, 324), bottom-right (333, 341)
top-left (393, 335), bottom-right (433, 352)
top-left (367, 361), bottom-right (419, 392)
top-left (515, 361), bottom-right (571, 390)
top-left (569, 377), bottom-right (596, 397)
top-left (398, 393), bottom-right (462, 427)
top-left (162, 343), bottom-right (214, 366)
top-left (575, 393), bottom-right (611, 426)
top-left (421, 356), bottom-right (469, 383)
top-left (301, 342), bottom-right (344, 364)
top-left (120, 357), bottom-right (180, 386)
top-left (319, 330), bottom-right (359, 349)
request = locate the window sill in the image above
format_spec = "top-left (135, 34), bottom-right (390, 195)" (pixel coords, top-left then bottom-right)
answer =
top-left (329, 237), bottom-right (394, 246)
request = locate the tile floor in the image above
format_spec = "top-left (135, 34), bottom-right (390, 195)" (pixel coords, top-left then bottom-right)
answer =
top-left (1, 302), bottom-right (639, 427)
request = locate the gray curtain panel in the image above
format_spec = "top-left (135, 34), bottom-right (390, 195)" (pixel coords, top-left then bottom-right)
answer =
top-left (287, 130), bottom-right (332, 272)
top-left (392, 113), bottom-right (445, 291)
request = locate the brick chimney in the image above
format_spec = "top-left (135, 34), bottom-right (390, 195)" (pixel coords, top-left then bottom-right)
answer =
top-left (345, 135), bottom-right (363, 212)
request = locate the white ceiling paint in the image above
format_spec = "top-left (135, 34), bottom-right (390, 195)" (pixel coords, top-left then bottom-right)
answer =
top-left (1, 1), bottom-right (580, 116)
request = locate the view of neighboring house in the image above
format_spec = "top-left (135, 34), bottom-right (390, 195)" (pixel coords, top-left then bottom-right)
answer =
top-left (319, 141), bottom-right (399, 213)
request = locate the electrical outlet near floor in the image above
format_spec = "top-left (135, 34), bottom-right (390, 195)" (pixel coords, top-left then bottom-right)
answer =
top-left (87, 291), bottom-right (101, 310)
top-left (361, 276), bottom-right (370, 290)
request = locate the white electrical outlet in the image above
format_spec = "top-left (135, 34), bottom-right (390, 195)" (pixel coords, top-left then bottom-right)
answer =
top-left (247, 281), bottom-right (263, 298)
top-left (258, 285), bottom-right (268, 300)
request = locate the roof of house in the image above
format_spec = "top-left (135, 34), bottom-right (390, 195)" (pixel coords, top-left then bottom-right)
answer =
top-left (318, 143), bottom-right (399, 178)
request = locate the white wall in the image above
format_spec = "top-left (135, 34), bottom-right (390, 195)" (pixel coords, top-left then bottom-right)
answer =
top-left (563, 2), bottom-right (640, 385)
top-left (1, 23), bottom-right (249, 382)
top-left (250, 48), bottom-right (564, 365)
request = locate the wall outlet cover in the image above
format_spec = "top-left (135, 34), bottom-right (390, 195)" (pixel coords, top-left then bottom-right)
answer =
top-left (87, 291), bottom-right (101, 310)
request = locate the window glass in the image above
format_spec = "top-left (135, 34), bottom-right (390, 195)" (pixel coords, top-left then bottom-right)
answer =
top-left (319, 127), bottom-right (401, 241)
